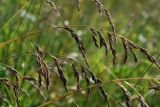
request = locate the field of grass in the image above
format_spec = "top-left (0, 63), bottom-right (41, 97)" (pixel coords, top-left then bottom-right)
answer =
top-left (0, 0), bottom-right (160, 107)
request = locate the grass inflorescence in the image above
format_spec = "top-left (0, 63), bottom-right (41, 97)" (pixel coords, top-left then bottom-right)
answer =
top-left (0, 0), bottom-right (159, 107)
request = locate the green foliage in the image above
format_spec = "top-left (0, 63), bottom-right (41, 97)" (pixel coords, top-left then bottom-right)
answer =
top-left (0, 0), bottom-right (160, 107)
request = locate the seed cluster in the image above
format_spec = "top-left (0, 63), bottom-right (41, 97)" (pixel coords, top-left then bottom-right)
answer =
top-left (90, 29), bottom-right (160, 68)
top-left (90, 28), bottom-right (108, 56)
top-left (54, 58), bottom-right (68, 93)
top-left (0, 0), bottom-right (159, 106)
top-left (34, 43), bottom-right (50, 90)
top-left (93, 0), bottom-right (116, 42)
top-left (72, 64), bottom-right (80, 90)
top-left (115, 82), bottom-right (131, 107)
top-left (3, 65), bottom-right (21, 107)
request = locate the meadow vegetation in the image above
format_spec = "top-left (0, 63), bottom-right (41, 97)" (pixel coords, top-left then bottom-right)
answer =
top-left (0, 0), bottom-right (160, 107)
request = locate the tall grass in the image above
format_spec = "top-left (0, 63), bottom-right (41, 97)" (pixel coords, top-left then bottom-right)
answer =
top-left (0, 0), bottom-right (160, 107)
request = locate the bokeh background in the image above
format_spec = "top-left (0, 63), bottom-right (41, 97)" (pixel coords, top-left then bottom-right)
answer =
top-left (0, 0), bottom-right (160, 106)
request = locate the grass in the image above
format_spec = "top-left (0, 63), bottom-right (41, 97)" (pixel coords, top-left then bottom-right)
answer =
top-left (0, 0), bottom-right (160, 107)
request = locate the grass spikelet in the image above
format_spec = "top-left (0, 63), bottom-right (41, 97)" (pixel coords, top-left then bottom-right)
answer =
top-left (129, 47), bottom-right (138, 63)
top-left (34, 43), bottom-right (50, 90)
top-left (97, 31), bottom-right (108, 56)
top-left (34, 45), bottom-right (44, 88)
top-left (90, 28), bottom-right (99, 48)
top-left (42, 61), bottom-right (50, 90)
top-left (80, 62), bottom-right (110, 105)
top-left (54, 59), bottom-right (68, 93)
top-left (81, 66), bottom-right (91, 97)
top-left (115, 82), bottom-right (131, 107)
top-left (140, 48), bottom-right (160, 69)
top-left (124, 36), bottom-right (160, 68)
top-left (90, 29), bottom-right (108, 56)
top-left (88, 69), bottom-right (97, 83)
top-left (96, 79), bottom-right (110, 107)
top-left (0, 78), bottom-right (10, 88)
top-left (46, 0), bottom-right (61, 16)
top-left (64, 27), bottom-right (90, 68)
top-left (23, 76), bottom-right (36, 82)
top-left (119, 35), bottom-right (160, 66)
top-left (5, 65), bottom-right (20, 81)
top-left (13, 82), bottom-right (20, 107)
top-left (2, 65), bottom-right (21, 106)
top-left (121, 37), bottom-right (129, 64)
top-left (64, 27), bottom-right (86, 59)
top-left (72, 64), bottom-right (80, 90)
top-left (93, 0), bottom-right (116, 42)
top-left (38, 74), bottom-right (42, 88)
top-left (103, 9), bottom-right (116, 42)
top-left (108, 33), bottom-right (116, 65)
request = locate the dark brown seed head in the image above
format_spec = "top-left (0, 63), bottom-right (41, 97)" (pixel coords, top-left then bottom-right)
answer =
top-left (0, 78), bottom-right (10, 88)
top-left (108, 33), bottom-right (116, 65)
top-left (13, 82), bottom-right (20, 107)
top-left (55, 59), bottom-right (68, 93)
top-left (129, 47), bottom-right (138, 63)
top-left (140, 48), bottom-right (160, 69)
top-left (96, 79), bottom-right (110, 107)
top-left (97, 31), bottom-right (108, 56)
top-left (80, 66), bottom-right (91, 97)
top-left (90, 28), bottom-right (99, 48)
top-left (23, 76), bottom-right (36, 82)
top-left (34, 44), bottom-right (50, 90)
top-left (121, 37), bottom-right (129, 64)
top-left (72, 64), bottom-right (80, 90)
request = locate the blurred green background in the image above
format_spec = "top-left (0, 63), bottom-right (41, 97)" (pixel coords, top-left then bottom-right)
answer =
top-left (0, 0), bottom-right (160, 106)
